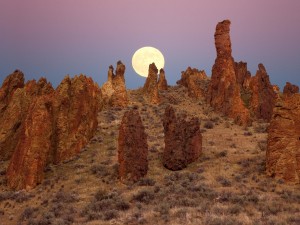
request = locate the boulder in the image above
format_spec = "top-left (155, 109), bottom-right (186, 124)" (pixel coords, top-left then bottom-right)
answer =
top-left (163, 106), bottom-right (202, 170)
top-left (266, 94), bottom-right (300, 183)
top-left (118, 109), bottom-right (148, 182)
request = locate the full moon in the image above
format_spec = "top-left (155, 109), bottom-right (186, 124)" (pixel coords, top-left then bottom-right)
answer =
top-left (132, 46), bottom-right (165, 77)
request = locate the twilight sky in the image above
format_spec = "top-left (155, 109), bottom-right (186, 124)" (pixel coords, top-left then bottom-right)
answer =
top-left (1, 0), bottom-right (300, 89)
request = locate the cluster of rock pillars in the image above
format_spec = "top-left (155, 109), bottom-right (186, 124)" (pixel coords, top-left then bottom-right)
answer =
top-left (0, 20), bottom-right (299, 190)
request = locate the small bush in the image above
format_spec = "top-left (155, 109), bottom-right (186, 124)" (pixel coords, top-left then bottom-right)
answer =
top-left (217, 150), bottom-right (228, 157)
top-left (204, 121), bottom-right (214, 129)
top-left (216, 176), bottom-right (231, 187)
top-left (137, 177), bottom-right (156, 186)
top-left (132, 189), bottom-right (155, 204)
top-left (244, 131), bottom-right (252, 136)
top-left (20, 207), bottom-right (36, 221)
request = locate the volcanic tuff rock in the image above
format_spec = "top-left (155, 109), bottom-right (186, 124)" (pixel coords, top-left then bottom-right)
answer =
top-left (163, 106), bottom-right (202, 171)
top-left (143, 63), bottom-right (160, 104)
top-left (248, 64), bottom-right (276, 121)
top-left (7, 95), bottom-right (54, 190)
top-left (158, 68), bottom-right (168, 91)
top-left (101, 61), bottom-right (129, 108)
top-left (4, 73), bottom-right (100, 190)
top-left (283, 82), bottom-right (299, 96)
top-left (0, 70), bottom-right (24, 114)
top-left (177, 67), bottom-right (208, 99)
top-left (207, 20), bottom-right (250, 126)
top-left (0, 73), bottom-right (54, 161)
top-left (53, 75), bottom-right (99, 163)
top-left (266, 94), bottom-right (300, 183)
top-left (234, 61), bottom-right (251, 89)
top-left (118, 109), bottom-right (148, 182)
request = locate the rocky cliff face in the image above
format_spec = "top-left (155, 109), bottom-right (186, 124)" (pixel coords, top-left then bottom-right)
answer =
top-left (53, 75), bottom-right (99, 163)
top-left (118, 109), bottom-right (148, 182)
top-left (0, 71), bottom-right (25, 160)
top-left (207, 20), bottom-right (250, 126)
top-left (0, 70), bottom-right (24, 114)
top-left (0, 74), bottom-right (54, 161)
top-left (7, 95), bottom-right (54, 190)
top-left (143, 63), bottom-right (160, 104)
top-left (177, 67), bottom-right (208, 99)
top-left (283, 82), bottom-right (299, 96)
top-left (234, 61), bottom-right (251, 89)
top-left (102, 61), bottom-right (129, 108)
top-left (249, 64), bottom-right (276, 121)
top-left (158, 68), bottom-right (168, 91)
top-left (163, 106), bottom-right (202, 170)
top-left (3, 72), bottom-right (100, 190)
top-left (266, 94), bottom-right (300, 183)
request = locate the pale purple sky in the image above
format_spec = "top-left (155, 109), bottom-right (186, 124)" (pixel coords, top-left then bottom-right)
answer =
top-left (1, 0), bottom-right (300, 89)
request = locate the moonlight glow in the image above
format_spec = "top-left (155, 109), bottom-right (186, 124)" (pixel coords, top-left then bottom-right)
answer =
top-left (132, 47), bottom-right (165, 77)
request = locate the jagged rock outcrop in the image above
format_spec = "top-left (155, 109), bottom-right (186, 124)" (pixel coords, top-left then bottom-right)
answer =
top-left (163, 106), bottom-right (202, 170)
top-left (143, 63), bottom-right (160, 104)
top-left (0, 70), bottom-right (24, 114)
top-left (0, 75), bottom-right (54, 161)
top-left (6, 95), bottom-right (54, 190)
top-left (158, 68), bottom-right (168, 91)
top-left (177, 67), bottom-right (208, 99)
top-left (283, 82), bottom-right (299, 96)
top-left (234, 61), bottom-right (251, 89)
top-left (4, 72), bottom-right (100, 190)
top-left (118, 109), bottom-right (148, 182)
top-left (248, 64), bottom-right (276, 121)
top-left (101, 61), bottom-right (128, 108)
top-left (207, 20), bottom-right (250, 126)
top-left (266, 94), bottom-right (300, 183)
top-left (53, 75), bottom-right (99, 163)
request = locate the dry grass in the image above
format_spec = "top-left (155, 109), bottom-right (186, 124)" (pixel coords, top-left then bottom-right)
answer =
top-left (0, 86), bottom-right (299, 225)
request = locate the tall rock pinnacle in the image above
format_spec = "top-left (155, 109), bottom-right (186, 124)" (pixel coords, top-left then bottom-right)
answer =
top-left (207, 20), bottom-right (250, 126)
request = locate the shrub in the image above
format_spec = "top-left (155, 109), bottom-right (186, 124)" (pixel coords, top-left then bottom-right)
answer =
top-left (132, 189), bottom-right (155, 204)
top-left (84, 189), bottom-right (130, 221)
top-left (137, 177), bottom-right (156, 186)
top-left (217, 150), bottom-right (228, 157)
top-left (216, 176), bottom-right (231, 187)
top-left (244, 131), bottom-right (252, 136)
top-left (20, 207), bottom-right (36, 221)
top-left (204, 121), bottom-right (214, 129)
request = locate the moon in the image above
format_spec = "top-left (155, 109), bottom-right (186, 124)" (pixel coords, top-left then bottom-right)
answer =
top-left (132, 46), bottom-right (165, 77)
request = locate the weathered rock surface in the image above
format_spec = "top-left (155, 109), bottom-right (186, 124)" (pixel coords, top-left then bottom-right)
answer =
top-left (143, 63), bottom-right (160, 104)
top-left (0, 70), bottom-right (24, 114)
top-left (234, 61), bottom-right (251, 89)
top-left (118, 109), bottom-right (148, 182)
top-left (177, 67), bottom-right (208, 99)
top-left (6, 95), bottom-right (54, 190)
top-left (207, 20), bottom-right (250, 126)
top-left (249, 64), bottom-right (276, 121)
top-left (283, 82), bottom-right (299, 96)
top-left (0, 75), bottom-right (54, 161)
top-left (158, 68), bottom-right (168, 91)
top-left (266, 94), bottom-right (300, 183)
top-left (163, 106), bottom-right (202, 170)
top-left (101, 61), bottom-right (128, 108)
top-left (54, 75), bottom-right (99, 163)
top-left (4, 72), bottom-right (100, 190)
